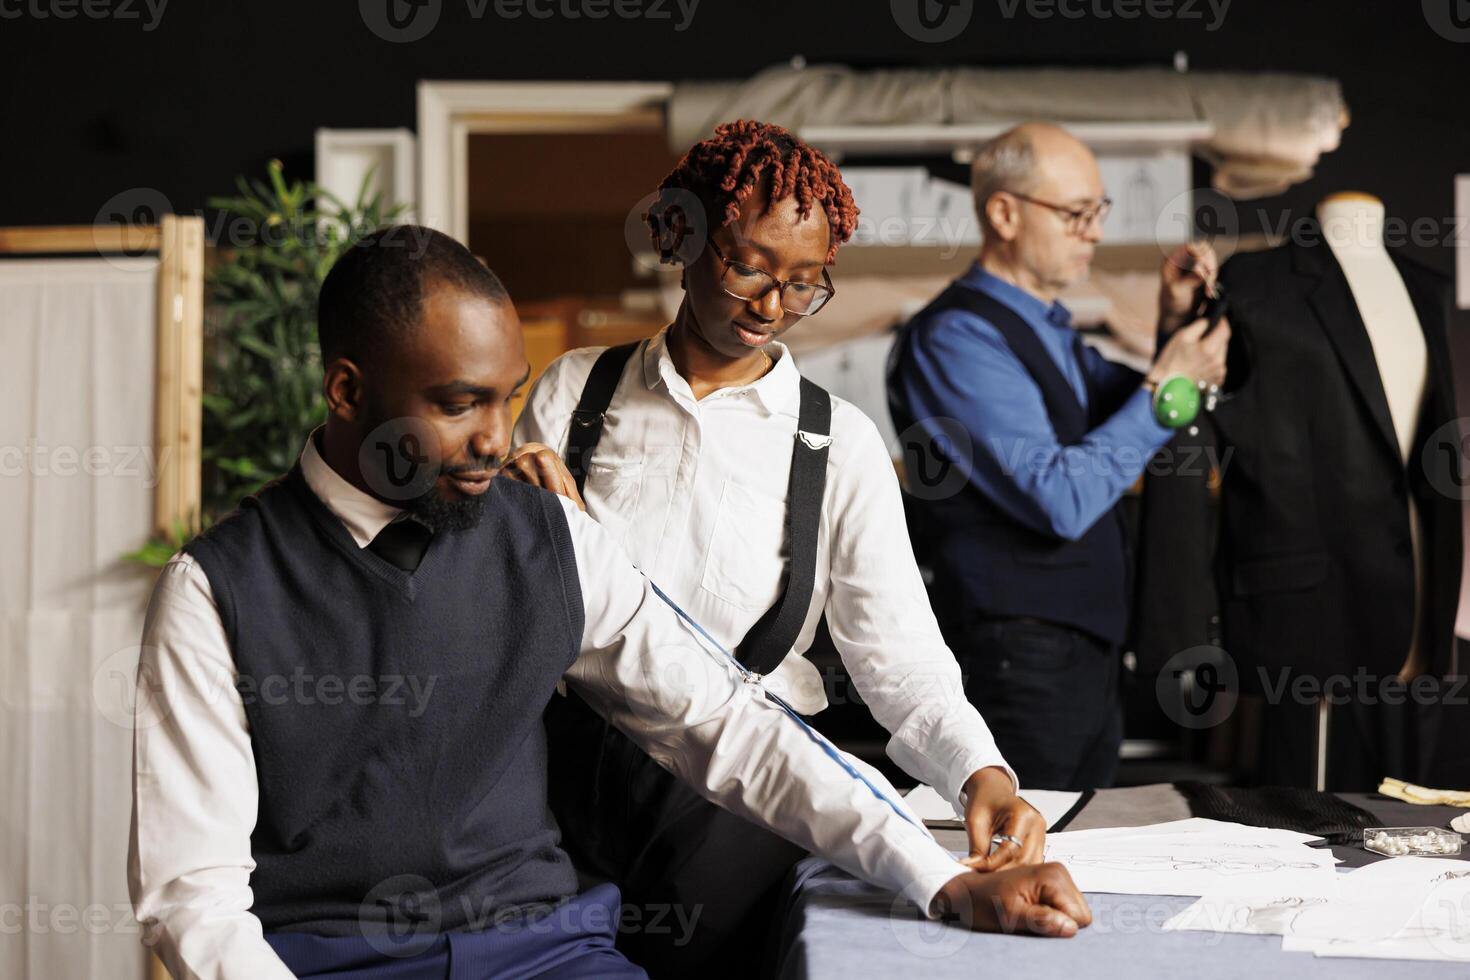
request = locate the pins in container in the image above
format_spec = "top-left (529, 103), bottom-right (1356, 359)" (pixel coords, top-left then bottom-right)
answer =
top-left (1362, 826), bottom-right (1463, 857)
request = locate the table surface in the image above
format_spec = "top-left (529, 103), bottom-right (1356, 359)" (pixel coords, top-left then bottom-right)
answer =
top-left (769, 785), bottom-right (1470, 979)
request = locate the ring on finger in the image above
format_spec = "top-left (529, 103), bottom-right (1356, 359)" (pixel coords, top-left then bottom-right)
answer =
top-left (989, 833), bottom-right (1025, 855)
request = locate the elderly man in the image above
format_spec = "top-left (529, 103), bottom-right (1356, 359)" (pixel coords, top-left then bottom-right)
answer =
top-left (888, 122), bottom-right (1230, 791)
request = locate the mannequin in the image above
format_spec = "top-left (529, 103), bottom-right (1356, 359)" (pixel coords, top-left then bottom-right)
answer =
top-left (1132, 191), bottom-right (1463, 790)
top-left (1317, 192), bottom-right (1430, 678)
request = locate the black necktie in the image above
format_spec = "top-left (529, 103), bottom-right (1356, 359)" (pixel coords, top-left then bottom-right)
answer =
top-left (368, 517), bottom-right (433, 572)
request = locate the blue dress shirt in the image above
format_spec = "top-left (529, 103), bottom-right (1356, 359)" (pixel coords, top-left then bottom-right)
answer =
top-left (891, 263), bottom-right (1174, 542)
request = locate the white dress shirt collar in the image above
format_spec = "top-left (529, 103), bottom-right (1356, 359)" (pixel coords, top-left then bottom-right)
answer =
top-left (641, 325), bottom-right (801, 418)
top-left (299, 427), bottom-right (403, 548)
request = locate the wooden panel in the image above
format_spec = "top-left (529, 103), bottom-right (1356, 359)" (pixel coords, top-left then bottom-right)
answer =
top-left (465, 128), bottom-right (680, 302)
top-left (152, 214), bottom-right (205, 536)
top-left (0, 224), bottom-right (162, 254)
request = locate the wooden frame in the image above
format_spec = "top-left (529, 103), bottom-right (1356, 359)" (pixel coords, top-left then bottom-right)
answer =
top-left (0, 216), bottom-right (206, 538)
top-left (416, 80), bottom-right (674, 241)
top-left (315, 127), bottom-right (418, 220)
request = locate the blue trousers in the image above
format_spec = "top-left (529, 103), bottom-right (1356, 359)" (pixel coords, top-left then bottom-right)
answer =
top-left (264, 883), bottom-right (647, 980)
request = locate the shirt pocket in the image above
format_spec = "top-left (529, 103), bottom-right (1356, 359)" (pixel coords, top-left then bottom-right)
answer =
top-left (585, 457), bottom-right (645, 556)
top-left (700, 479), bottom-right (787, 611)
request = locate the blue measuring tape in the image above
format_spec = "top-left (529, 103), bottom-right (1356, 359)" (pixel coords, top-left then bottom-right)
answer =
top-left (647, 579), bottom-right (923, 831)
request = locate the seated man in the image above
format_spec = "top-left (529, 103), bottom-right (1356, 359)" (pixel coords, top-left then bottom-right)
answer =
top-left (127, 226), bottom-right (1090, 979)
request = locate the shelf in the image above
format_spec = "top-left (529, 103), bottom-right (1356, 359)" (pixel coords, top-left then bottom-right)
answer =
top-left (800, 120), bottom-right (1215, 162)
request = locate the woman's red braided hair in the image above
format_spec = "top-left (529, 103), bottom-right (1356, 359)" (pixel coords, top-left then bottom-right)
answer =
top-left (649, 119), bottom-right (859, 264)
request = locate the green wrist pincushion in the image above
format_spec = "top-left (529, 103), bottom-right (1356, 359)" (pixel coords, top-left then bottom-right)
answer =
top-left (1153, 375), bottom-right (1201, 429)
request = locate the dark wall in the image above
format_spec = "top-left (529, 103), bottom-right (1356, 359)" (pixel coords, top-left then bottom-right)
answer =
top-left (2, 0), bottom-right (1467, 283)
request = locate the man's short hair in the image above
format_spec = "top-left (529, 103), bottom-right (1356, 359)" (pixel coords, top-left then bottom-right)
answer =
top-left (970, 128), bottom-right (1039, 234)
top-left (317, 225), bottom-right (510, 367)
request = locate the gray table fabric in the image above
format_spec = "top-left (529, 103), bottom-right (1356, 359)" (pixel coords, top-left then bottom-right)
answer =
top-left (770, 786), bottom-right (1470, 979)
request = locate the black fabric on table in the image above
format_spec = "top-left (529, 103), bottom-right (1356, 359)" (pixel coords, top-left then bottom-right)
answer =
top-left (1176, 781), bottom-right (1379, 845)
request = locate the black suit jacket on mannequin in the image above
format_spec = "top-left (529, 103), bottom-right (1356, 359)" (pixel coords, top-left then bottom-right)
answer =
top-left (1135, 231), bottom-right (1462, 693)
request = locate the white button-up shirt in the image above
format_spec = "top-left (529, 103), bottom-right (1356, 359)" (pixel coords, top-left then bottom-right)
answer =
top-left (128, 434), bottom-right (970, 980)
top-left (514, 328), bottom-right (1014, 811)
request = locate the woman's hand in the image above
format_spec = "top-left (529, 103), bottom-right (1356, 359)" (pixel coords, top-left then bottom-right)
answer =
top-left (933, 863), bottom-right (1091, 937)
top-left (502, 443), bottom-right (588, 512)
top-left (959, 766), bottom-right (1048, 872)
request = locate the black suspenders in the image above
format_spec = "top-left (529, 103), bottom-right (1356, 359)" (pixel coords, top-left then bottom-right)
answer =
top-left (565, 342), bottom-right (641, 497)
top-left (562, 340), bottom-right (832, 676)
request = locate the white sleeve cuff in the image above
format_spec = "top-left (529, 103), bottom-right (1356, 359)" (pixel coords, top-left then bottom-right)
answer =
top-left (882, 835), bottom-right (971, 920)
top-left (944, 751), bottom-right (1020, 819)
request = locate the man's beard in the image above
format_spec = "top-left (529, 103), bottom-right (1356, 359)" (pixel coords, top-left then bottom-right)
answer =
top-left (404, 453), bottom-right (506, 532)
top-left (358, 397), bottom-right (500, 533)
top-left (402, 475), bottom-right (491, 532)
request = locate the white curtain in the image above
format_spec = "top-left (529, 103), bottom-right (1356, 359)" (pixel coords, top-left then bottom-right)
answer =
top-left (0, 258), bottom-right (160, 980)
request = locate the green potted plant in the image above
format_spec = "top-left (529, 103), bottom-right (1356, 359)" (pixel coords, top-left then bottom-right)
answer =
top-left (127, 160), bottom-right (406, 566)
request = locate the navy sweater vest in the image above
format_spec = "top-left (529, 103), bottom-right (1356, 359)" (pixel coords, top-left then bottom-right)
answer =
top-left (184, 465), bottom-right (585, 936)
top-left (892, 285), bottom-right (1133, 647)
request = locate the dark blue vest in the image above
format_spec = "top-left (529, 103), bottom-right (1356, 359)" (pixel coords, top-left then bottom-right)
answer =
top-left (891, 284), bottom-right (1132, 646)
top-left (184, 466), bottom-right (585, 936)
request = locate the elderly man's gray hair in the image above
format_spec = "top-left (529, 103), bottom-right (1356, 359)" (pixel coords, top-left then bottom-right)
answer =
top-left (970, 128), bottom-right (1038, 231)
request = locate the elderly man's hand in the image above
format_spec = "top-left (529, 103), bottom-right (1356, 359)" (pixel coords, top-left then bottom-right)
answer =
top-left (932, 863), bottom-right (1092, 937)
top-left (1159, 241), bottom-right (1221, 334)
top-left (1150, 316), bottom-right (1231, 391)
top-left (502, 443), bottom-right (587, 511)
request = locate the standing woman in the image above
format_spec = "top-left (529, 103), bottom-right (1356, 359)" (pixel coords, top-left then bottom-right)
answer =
top-left (509, 121), bottom-right (1040, 977)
